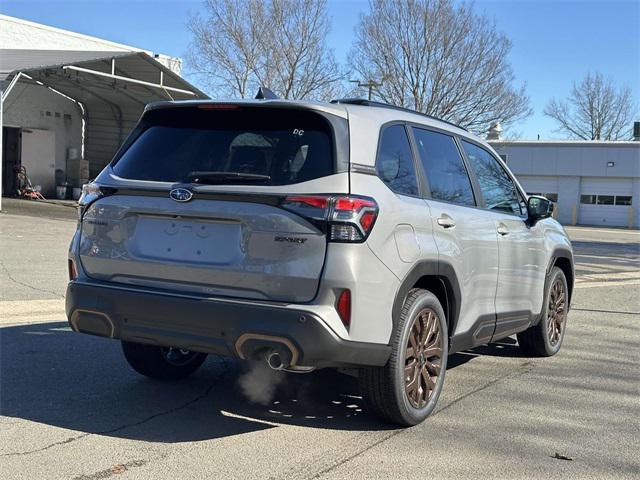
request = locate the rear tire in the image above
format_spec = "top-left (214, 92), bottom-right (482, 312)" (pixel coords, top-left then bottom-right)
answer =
top-left (517, 266), bottom-right (569, 357)
top-left (121, 341), bottom-right (207, 380)
top-left (359, 289), bottom-right (448, 427)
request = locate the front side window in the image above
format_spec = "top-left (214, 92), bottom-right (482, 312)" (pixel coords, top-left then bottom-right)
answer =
top-left (462, 141), bottom-right (522, 215)
top-left (376, 125), bottom-right (420, 196)
top-left (413, 128), bottom-right (475, 206)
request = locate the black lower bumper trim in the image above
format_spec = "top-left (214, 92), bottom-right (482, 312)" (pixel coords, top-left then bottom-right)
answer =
top-left (65, 281), bottom-right (390, 368)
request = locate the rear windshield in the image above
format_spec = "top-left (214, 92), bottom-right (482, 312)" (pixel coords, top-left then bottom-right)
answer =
top-left (112, 106), bottom-right (336, 185)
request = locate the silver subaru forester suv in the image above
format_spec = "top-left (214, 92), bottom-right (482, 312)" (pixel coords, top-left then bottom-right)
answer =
top-left (67, 98), bottom-right (574, 426)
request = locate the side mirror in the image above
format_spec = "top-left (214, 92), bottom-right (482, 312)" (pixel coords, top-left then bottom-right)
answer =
top-left (527, 195), bottom-right (553, 224)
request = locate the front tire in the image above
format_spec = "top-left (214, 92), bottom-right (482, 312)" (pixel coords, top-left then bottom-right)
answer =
top-left (517, 266), bottom-right (569, 357)
top-left (121, 341), bottom-right (207, 380)
top-left (359, 289), bottom-right (448, 427)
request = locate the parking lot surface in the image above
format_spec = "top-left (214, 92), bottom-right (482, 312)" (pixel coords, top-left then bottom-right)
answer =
top-left (1, 202), bottom-right (638, 479)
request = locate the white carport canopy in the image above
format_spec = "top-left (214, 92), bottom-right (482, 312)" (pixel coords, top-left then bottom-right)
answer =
top-left (0, 51), bottom-right (208, 207)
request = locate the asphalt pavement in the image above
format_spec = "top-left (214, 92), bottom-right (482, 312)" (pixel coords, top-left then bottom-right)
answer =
top-left (0, 200), bottom-right (638, 479)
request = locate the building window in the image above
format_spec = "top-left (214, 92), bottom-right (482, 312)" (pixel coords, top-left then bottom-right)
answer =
top-left (499, 154), bottom-right (508, 163)
top-left (596, 195), bottom-right (615, 205)
top-left (528, 192), bottom-right (558, 202)
top-left (582, 194), bottom-right (633, 206)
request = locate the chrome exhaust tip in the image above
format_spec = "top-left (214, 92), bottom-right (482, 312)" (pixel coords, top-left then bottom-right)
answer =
top-left (266, 351), bottom-right (285, 371)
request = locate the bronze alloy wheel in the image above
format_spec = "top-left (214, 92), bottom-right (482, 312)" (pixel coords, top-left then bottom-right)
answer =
top-left (404, 308), bottom-right (443, 408)
top-left (547, 278), bottom-right (567, 346)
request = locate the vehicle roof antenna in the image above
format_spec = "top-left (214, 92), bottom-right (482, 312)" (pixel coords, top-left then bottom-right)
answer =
top-left (255, 86), bottom-right (279, 100)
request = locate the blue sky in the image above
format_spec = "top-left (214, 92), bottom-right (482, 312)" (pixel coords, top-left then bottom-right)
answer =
top-left (1, 0), bottom-right (638, 139)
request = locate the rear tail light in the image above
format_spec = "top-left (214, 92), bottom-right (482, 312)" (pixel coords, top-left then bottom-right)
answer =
top-left (77, 182), bottom-right (104, 221)
top-left (281, 195), bottom-right (378, 243)
top-left (336, 289), bottom-right (351, 327)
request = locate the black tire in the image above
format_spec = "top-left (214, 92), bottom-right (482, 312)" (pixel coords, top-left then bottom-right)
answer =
top-left (121, 341), bottom-right (207, 380)
top-left (359, 289), bottom-right (448, 427)
top-left (517, 266), bottom-right (569, 357)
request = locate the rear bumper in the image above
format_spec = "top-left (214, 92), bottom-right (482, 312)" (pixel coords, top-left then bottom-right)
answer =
top-left (65, 280), bottom-right (391, 368)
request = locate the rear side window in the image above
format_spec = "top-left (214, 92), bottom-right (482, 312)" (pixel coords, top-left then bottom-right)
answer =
top-left (461, 141), bottom-right (523, 216)
top-left (112, 107), bottom-right (335, 185)
top-left (413, 128), bottom-right (475, 207)
top-left (376, 125), bottom-right (420, 196)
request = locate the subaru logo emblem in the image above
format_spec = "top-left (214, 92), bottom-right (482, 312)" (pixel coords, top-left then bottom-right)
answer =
top-left (169, 188), bottom-right (193, 202)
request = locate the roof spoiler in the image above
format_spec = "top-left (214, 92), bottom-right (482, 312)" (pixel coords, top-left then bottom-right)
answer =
top-left (255, 86), bottom-right (279, 100)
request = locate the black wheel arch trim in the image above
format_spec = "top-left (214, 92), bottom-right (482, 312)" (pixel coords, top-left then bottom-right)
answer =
top-left (391, 260), bottom-right (462, 341)
top-left (529, 246), bottom-right (574, 327)
top-left (393, 250), bottom-right (573, 352)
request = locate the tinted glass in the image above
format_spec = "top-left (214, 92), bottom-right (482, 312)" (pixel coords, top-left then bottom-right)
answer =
top-left (615, 196), bottom-right (632, 206)
top-left (113, 107), bottom-right (334, 185)
top-left (462, 141), bottom-right (522, 215)
top-left (376, 125), bottom-right (419, 196)
top-left (413, 128), bottom-right (475, 206)
top-left (597, 195), bottom-right (614, 205)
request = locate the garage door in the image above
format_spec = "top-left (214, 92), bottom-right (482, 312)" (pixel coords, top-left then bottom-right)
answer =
top-left (517, 176), bottom-right (559, 196)
top-left (578, 177), bottom-right (633, 227)
top-left (517, 176), bottom-right (560, 205)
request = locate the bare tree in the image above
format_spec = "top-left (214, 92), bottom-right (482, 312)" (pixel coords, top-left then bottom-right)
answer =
top-left (544, 72), bottom-right (636, 140)
top-left (187, 0), bottom-right (343, 100)
top-left (350, 0), bottom-right (531, 132)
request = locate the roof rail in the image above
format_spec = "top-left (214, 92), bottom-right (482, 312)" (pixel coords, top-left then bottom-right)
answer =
top-left (330, 98), bottom-right (468, 131)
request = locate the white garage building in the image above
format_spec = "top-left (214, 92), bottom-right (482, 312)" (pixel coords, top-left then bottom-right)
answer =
top-left (490, 139), bottom-right (640, 228)
top-left (0, 15), bottom-right (208, 209)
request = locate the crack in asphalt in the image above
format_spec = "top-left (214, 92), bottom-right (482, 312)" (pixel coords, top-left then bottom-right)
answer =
top-left (0, 359), bottom-right (232, 457)
top-left (306, 361), bottom-right (536, 480)
top-left (72, 458), bottom-right (153, 480)
top-left (0, 258), bottom-right (64, 299)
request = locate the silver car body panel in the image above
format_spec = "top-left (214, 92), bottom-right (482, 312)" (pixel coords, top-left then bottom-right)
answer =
top-left (425, 199), bottom-right (500, 337)
top-left (79, 194), bottom-right (329, 303)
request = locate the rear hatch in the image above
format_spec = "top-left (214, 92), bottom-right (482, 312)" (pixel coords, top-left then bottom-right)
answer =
top-left (78, 104), bottom-right (350, 303)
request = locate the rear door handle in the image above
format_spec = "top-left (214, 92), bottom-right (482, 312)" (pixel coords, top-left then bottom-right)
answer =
top-left (437, 215), bottom-right (456, 229)
top-left (497, 223), bottom-right (510, 236)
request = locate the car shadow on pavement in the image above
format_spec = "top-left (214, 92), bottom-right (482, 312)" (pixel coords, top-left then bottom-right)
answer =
top-left (467, 337), bottom-right (530, 358)
top-left (0, 322), bottom-right (394, 446)
top-left (0, 321), bottom-right (527, 446)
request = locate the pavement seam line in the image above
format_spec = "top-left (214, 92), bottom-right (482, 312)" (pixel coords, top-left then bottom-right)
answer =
top-left (571, 307), bottom-right (640, 315)
top-left (0, 359), bottom-right (234, 457)
top-left (307, 360), bottom-right (536, 480)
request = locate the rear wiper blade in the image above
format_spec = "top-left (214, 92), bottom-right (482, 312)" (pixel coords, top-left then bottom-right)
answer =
top-left (187, 171), bottom-right (271, 184)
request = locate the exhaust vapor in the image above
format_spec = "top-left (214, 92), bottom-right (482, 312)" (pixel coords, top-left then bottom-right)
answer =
top-left (238, 361), bottom-right (285, 405)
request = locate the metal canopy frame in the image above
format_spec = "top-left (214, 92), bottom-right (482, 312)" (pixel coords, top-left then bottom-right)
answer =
top-left (62, 64), bottom-right (196, 97)
top-left (0, 52), bottom-right (208, 209)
